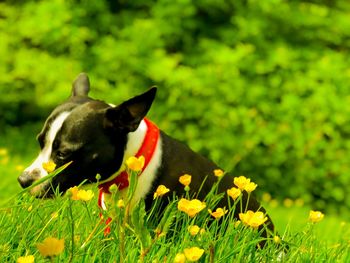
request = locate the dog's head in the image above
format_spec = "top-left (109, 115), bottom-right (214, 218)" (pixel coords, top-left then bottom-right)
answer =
top-left (18, 73), bottom-right (156, 197)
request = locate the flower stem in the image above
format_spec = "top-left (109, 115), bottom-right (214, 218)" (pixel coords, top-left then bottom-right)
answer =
top-left (209, 243), bottom-right (215, 263)
top-left (245, 193), bottom-right (251, 212)
top-left (68, 200), bottom-right (75, 263)
top-left (119, 203), bottom-right (130, 263)
top-left (239, 195), bottom-right (243, 214)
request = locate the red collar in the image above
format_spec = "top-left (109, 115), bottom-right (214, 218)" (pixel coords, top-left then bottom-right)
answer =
top-left (98, 118), bottom-right (160, 194)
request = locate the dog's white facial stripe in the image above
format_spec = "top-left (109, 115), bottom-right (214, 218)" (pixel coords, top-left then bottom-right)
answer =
top-left (25, 111), bottom-right (71, 180)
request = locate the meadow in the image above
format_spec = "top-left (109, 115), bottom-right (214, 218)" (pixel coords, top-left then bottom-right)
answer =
top-left (0, 125), bottom-right (349, 262)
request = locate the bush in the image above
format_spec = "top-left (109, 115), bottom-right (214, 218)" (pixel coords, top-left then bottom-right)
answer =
top-left (1, 0), bottom-right (350, 213)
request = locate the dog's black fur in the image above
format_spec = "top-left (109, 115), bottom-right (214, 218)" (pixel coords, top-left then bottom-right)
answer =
top-left (18, 73), bottom-right (274, 236)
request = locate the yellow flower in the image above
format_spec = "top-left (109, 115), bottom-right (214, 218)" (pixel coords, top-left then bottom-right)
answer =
top-left (178, 198), bottom-right (206, 218)
top-left (183, 247), bottom-right (205, 262)
top-left (68, 187), bottom-right (94, 201)
top-left (153, 185), bottom-right (170, 199)
top-left (283, 198), bottom-right (294, 208)
top-left (77, 189), bottom-right (94, 201)
top-left (227, 187), bottom-right (241, 200)
top-left (309, 210), bottom-right (324, 223)
top-left (174, 253), bottom-right (186, 263)
top-left (117, 199), bottom-right (125, 208)
top-left (233, 176), bottom-right (251, 190)
top-left (17, 255), bottom-right (34, 263)
top-left (15, 165), bottom-right (25, 172)
top-left (244, 182), bottom-right (258, 193)
top-left (179, 174), bottom-right (192, 186)
top-left (126, 156), bottom-right (145, 172)
top-left (262, 192), bottom-right (272, 203)
top-left (239, 210), bottom-right (268, 229)
top-left (37, 237), bottom-right (64, 257)
top-left (188, 225), bottom-right (200, 236)
top-left (208, 207), bottom-right (228, 219)
top-left (42, 160), bottom-right (56, 173)
top-left (213, 169), bottom-right (224, 177)
top-left (68, 186), bottom-right (79, 200)
top-left (0, 148), bottom-right (8, 156)
top-left (273, 235), bottom-right (281, 244)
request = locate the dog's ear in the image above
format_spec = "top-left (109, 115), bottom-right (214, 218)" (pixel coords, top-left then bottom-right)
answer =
top-left (72, 73), bottom-right (90, 97)
top-left (104, 87), bottom-right (157, 132)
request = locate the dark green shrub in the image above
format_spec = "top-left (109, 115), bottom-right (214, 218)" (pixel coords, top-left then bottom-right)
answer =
top-left (1, 0), bottom-right (350, 213)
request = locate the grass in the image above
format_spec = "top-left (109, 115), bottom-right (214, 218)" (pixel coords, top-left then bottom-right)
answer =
top-left (1, 127), bottom-right (350, 262)
top-left (1, 170), bottom-right (350, 262)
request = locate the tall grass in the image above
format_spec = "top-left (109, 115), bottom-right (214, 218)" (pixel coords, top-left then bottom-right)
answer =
top-left (0, 167), bottom-right (349, 262)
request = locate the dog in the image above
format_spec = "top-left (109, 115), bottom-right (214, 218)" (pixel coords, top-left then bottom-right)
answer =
top-left (18, 73), bottom-right (274, 234)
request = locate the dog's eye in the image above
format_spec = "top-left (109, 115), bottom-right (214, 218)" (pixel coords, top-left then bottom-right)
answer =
top-left (56, 150), bottom-right (69, 160)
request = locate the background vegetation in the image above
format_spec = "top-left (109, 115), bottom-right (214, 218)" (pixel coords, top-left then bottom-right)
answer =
top-left (1, 0), bottom-right (350, 223)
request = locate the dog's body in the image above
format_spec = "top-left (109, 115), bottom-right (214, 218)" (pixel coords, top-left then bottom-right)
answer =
top-left (18, 73), bottom-right (274, 233)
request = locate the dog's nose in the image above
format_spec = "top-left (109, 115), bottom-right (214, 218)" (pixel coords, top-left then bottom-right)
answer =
top-left (17, 169), bottom-right (40, 188)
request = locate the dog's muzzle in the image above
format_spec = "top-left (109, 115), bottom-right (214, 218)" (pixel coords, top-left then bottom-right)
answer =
top-left (17, 169), bottom-right (41, 188)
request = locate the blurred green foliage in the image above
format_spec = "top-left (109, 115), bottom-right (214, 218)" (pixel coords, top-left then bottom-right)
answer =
top-left (1, 0), bottom-right (350, 213)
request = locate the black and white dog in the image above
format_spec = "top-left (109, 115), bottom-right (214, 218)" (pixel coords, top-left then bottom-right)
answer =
top-left (18, 73), bottom-right (274, 233)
